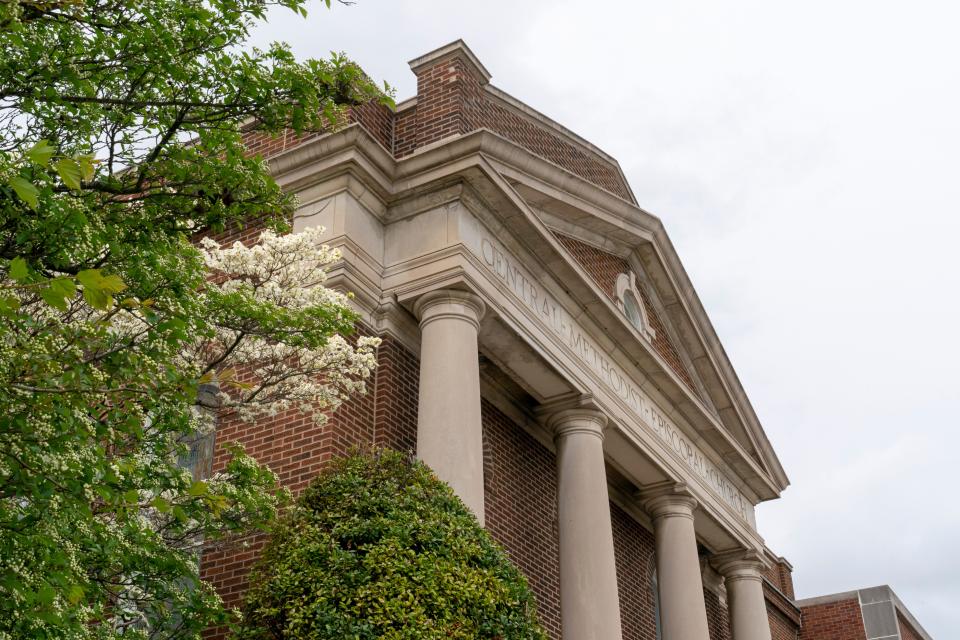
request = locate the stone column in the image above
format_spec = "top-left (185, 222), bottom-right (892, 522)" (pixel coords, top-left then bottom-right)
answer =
top-left (548, 409), bottom-right (623, 640)
top-left (714, 552), bottom-right (772, 640)
top-left (414, 289), bottom-right (486, 524)
top-left (642, 485), bottom-right (711, 640)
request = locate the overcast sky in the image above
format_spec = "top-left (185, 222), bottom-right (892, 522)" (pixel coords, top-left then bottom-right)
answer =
top-left (252, 2), bottom-right (959, 635)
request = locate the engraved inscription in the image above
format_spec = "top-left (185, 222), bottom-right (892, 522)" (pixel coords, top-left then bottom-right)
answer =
top-left (477, 236), bottom-right (749, 520)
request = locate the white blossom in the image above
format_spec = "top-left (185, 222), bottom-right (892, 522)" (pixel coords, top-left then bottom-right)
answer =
top-left (195, 226), bottom-right (380, 423)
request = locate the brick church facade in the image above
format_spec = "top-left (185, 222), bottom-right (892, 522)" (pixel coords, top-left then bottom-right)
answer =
top-left (199, 41), bottom-right (933, 640)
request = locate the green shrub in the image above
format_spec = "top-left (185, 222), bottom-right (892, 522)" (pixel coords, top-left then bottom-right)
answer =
top-left (235, 449), bottom-right (548, 640)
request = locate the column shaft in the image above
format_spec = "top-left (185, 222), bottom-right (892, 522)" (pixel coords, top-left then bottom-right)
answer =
top-left (715, 554), bottom-right (772, 640)
top-left (644, 489), bottom-right (711, 640)
top-left (415, 289), bottom-right (486, 524)
top-left (550, 409), bottom-right (623, 640)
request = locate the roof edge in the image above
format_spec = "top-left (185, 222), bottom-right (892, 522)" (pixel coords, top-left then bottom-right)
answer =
top-left (408, 39), bottom-right (492, 84)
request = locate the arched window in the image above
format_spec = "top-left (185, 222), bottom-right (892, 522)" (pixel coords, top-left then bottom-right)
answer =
top-left (615, 272), bottom-right (656, 341)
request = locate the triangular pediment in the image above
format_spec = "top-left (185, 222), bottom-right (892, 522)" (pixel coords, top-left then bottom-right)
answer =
top-left (491, 166), bottom-right (789, 496)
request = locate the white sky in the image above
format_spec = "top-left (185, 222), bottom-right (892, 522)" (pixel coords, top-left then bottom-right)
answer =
top-left (252, 2), bottom-right (960, 635)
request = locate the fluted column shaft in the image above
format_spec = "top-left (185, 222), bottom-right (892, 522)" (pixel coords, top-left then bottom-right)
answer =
top-left (715, 554), bottom-right (772, 640)
top-left (549, 409), bottom-right (623, 640)
top-left (414, 289), bottom-right (486, 524)
top-left (643, 489), bottom-right (711, 640)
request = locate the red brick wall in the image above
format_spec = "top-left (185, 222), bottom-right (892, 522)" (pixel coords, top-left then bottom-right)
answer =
top-left (799, 598), bottom-right (866, 640)
top-left (705, 587), bottom-right (732, 640)
top-left (762, 564), bottom-right (781, 589)
top-left (372, 333), bottom-right (419, 453)
top-left (611, 504), bottom-right (658, 640)
top-left (412, 56), bottom-right (484, 149)
top-left (404, 54), bottom-right (632, 200)
top-left (479, 98), bottom-right (631, 199)
top-left (775, 562), bottom-right (795, 600)
top-left (768, 603), bottom-right (800, 640)
top-left (762, 558), bottom-right (796, 601)
top-left (552, 232), bottom-right (698, 394)
top-left (898, 613), bottom-right (922, 640)
top-left (241, 128), bottom-right (322, 160)
top-left (348, 101), bottom-right (394, 152)
top-left (763, 580), bottom-right (802, 639)
top-left (481, 398), bottom-right (563, 640)
top-left (393, 106), bottom-right (418, 157)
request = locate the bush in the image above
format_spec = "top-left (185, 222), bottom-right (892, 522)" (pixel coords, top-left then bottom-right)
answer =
top-left (235, 450), bottom-right (548, 640)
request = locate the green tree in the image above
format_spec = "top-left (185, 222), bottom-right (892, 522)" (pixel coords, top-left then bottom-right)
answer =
top-left (238, 450), bottom-right (549, 640)
top-left (0, 1), bottom-right (390, 638)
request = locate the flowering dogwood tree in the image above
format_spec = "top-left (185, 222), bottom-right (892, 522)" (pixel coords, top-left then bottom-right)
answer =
top-left (0, 222), bottom-right (380, 639)
top-left (196, 227), bottom-right (379, 425)
top-left (0, 0), bottom-right (389, 638)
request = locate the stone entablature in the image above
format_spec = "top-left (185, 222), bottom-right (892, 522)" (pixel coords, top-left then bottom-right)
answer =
top-left (471, 227), bottom-right (751, 524)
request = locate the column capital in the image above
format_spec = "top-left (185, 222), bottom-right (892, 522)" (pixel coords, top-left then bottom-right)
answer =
top-left (711, 549), bottom-right (768, 583)
top-left (639, 482), bottom-right (698, 520)
top-left (413, 289), bottom-right (486, 331)
top-left (546, 408), bottom-right (608, 442)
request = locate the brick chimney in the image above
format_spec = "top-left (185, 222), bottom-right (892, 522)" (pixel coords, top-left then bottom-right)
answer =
top-left (408, 40), bottom-right (492, 149)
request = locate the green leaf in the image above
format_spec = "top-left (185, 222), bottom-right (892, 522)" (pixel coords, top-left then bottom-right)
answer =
top-left (123, 489), bottom-right (140, 504)
top-left (99, 273), bottom-right (126, 294)
top-left (40, 286), bottom-right (69, 311)
top-left (66, 585), bottom-right (84, 605)
top-left (25, 140), bottom-right (55, 167)
top-left (151, 497), bottom-right (171, 513)
top-left (0, 295), bottom-right (21, 314)
top-left (40, 275), bottom-right (78, 310)
top-left (37, 585), bottom-right (56, 606)
top-left (77, 269), bottom-right (125, 309)
top-left (8, 176), bottom-right (39, 210)
top-left (9, 257), bottom-right (29, 282)
top-left (49, 277), bottom-right (77, 298)
top-left (188, 481), bottom-right (208, 497)
top-left (82, 286), bottom-right (111, 310)
top-left (54, 157), bottom-right (82, 190)
top-left (76, 154), bottom-right (97, 181)
top-left (76, 269), bottom-right (101, 289)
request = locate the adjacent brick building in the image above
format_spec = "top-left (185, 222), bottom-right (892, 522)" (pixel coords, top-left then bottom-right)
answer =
top-left (199, 40), bottom-right (934, 640)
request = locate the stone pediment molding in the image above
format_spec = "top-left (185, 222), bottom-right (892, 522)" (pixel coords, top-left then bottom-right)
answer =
top-left (269, 122), bottom-right (787, 505)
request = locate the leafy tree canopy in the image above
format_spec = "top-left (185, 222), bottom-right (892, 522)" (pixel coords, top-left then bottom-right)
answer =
top-left (0, 0), bottom-right (389, 638)
top-left (238, 450), bottom-right (549, 640)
